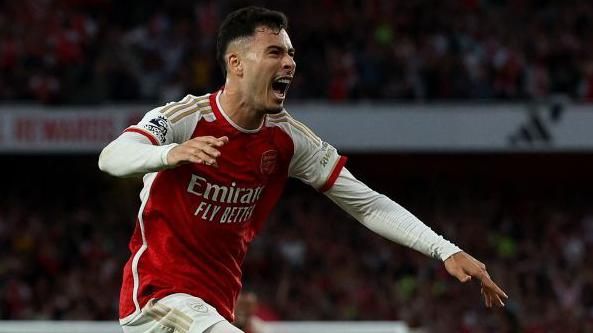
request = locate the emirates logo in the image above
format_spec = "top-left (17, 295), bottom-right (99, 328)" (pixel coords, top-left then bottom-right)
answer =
top-left (260, 150), bottom-right (278, 176)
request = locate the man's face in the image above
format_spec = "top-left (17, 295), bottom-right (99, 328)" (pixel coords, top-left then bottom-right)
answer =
top-left (235, 26), bottom-right (296, 113)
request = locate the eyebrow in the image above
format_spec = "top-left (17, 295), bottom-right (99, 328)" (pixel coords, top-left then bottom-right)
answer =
top-left (266, 45), bottom-right (296, 54)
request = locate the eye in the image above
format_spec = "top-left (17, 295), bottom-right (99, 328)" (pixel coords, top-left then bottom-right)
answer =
top-left (269, 49), bottom-right (281, 57)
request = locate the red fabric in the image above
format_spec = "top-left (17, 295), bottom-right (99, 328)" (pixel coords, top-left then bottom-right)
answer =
top-left (319, 156), bottom-right (348, 192)
top-left (124, 127), bottom-right (159, 145)
top-left (119, 92), bottom-right (296, 321)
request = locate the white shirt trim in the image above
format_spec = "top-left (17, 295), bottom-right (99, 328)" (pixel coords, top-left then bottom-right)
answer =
top-left (215, 90), bottom-right (265, 133)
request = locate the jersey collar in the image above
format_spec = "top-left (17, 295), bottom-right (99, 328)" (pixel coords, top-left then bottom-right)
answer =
top-left (210, 90), bottom-right (265, 134)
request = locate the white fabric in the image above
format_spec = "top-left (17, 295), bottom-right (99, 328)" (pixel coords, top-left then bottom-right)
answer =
top-left (204, 321), bottom-right (244, 333)
top-left (266, 111), bottom-right (342, 190)
top-left (324, 168), bottom-right (462, 261)
top-left (121, 293), bottom-right (227, 333)
top-left (129, 94), bottom-right (203, 145)
top-left (98, 94), bottom-right (208, 177)
top-left (98, 132), bottom-right (177, 177)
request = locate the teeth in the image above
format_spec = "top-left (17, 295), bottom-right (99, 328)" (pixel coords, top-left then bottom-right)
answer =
top-left (275, 78), bottom-right (291, 84)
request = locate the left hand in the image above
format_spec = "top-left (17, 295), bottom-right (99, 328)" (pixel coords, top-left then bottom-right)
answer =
top-left (444, 251), bottom-right (508, 308)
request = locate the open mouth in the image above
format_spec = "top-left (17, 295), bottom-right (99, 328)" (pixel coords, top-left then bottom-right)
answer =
top-left (271, 76), bottom-right (292, 99)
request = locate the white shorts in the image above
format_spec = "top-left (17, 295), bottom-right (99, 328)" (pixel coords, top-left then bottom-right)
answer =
top-left (121, 293), bottom-right (227, 333)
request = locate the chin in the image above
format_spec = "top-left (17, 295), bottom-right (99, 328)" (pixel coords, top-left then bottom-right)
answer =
top-left (264, 100), bottom-right (284, 114)
top-left (265, 106), bottom-right (284, 114)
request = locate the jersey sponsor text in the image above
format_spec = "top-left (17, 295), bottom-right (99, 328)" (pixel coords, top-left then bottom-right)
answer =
top-left (187, 174), bottom-right (265, 223)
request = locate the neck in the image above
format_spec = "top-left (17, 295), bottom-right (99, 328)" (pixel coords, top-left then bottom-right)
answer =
top-left (218, 86), bottom-right (265, 130)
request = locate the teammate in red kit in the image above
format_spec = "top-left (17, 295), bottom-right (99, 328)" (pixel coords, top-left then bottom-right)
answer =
top-left (99, 6), bottom-right (508, 333)
top-left (233, 292), bottom-right (264, 333)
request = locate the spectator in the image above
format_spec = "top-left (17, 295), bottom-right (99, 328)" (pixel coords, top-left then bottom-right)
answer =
top-left (2, 0), bottom-right (593, 104)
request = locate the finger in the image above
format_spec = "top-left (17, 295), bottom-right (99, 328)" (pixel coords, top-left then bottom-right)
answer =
top-left (484, 288), bottom-right (505, 307)
top-left (195, 151), bottom-right (218, 166)
top-left (480, 287), bottom-right (486, 305)
top-left (481, 287), bottom-right (487, 307)
top-left (186, 140), bottom-right (225, 155)
top-left (484, 290), bottom-right (492, 308)
top-left (478, 262), bottom-right (486, 271)
top-left (466, 254), bottom-right (486, 269)
top-left (481, 276), bottom-right (508, 299)
top-left (481, 288), bottom-right (488, 307)
top-left (488, 292), bottom-right (496, 308)
top-left (185, 148), bottom-right (213, 165)
top-left (188, 156), bottom-right (203, 164)
top-left (478, 274), bottom-right (507, 308)
top-left (193, 136), bottom-right (219, 144)
top-left (189, 146), bottom-right (219, 163)
top-left (195, 136), bottom-right (228, 147)
top-left (483, 288), bottom-right (508, 308)
top-left (177, 146), bottom-right (216, 166)
top-left (187, 138), bottom-right (219, 149)
top-left (494, 294), bottom-right (505, 307)
top-left (198, 159), bottom-right (216, 167)
top-left (218, 136), bottom-right (229, 144)
top-left (451, 268), bottom-right (472, 283)
top-left (197, 144), bottom-right (221, 158)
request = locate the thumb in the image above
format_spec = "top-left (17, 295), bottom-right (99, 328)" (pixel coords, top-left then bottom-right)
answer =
top-left (450, 268), bottom-right (472, 283)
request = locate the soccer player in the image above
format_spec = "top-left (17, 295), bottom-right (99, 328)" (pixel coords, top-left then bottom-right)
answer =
top-left (99, 6), bottom-right (508, 333)
top-left (233, 292), bottom-right (264, 333)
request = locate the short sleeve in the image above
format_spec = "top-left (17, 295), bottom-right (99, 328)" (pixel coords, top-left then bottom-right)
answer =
top-left (284, 115), bottom-right (348, 192)
top-left (124, 94), bottom-right (207, 145)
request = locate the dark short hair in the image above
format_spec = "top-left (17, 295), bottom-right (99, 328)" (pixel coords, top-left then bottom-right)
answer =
top-left (216, 6), bottom-right (288, 76)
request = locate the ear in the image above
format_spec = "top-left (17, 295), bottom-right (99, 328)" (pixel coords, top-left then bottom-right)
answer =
top-left (227, 53), bottom-right (243, 77)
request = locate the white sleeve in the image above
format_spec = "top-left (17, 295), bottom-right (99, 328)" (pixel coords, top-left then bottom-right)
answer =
top-left (125, 94), bottom-right (201, 145)
top-left (98, 132), bottom-right (177, 177)
top-left (282, 114), bottom-right (347, 191)
top-left (98, 95), bottom-right (201, 177)
top-left (324, 167), bottom-right (462, 261)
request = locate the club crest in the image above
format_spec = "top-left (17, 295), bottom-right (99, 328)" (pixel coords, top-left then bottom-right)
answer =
top-left (260, 150), bottom-right (278, 176)
top-left (188, 301), bottom-right (208, 313)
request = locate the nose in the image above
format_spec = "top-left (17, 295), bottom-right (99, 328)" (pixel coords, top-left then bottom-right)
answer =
top-left (282, 55), bottom-right (296, 73)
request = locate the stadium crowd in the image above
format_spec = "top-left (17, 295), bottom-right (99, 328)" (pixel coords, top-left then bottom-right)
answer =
top-left (1, 157), bottom-right (592, 332)
top-left (1, 0), bottom-right (593, 104)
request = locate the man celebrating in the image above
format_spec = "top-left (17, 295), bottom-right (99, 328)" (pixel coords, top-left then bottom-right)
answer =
top-left (99, 6), bottom-right (507, 333)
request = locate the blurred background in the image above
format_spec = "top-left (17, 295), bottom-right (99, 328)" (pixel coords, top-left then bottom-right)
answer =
top-left (1, 0), bottom-right (593, 332)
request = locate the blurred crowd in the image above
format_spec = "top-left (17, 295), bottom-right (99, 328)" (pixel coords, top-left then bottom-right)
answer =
top-left (0, 160), bottom-right (136, 320)
top-left (1, 157), bottom-right (593, 332)
top-left (242, 184), bottom-right (593, 332)
top-left (2, 0), bottom-right (593, 104)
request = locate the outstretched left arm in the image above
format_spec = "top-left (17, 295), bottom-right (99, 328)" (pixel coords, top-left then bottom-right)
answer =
top-left (324, 168), bottom-right (508, 307)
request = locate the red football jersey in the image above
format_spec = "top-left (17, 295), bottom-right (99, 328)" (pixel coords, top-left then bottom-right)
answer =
top-left (118, 90), bottom-right (347, 323)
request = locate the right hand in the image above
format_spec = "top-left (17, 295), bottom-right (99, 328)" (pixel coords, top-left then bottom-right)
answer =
top-left (444, 251), bottom-right (508, 308)
top-left (167, 136), bottom-right (229, 167)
